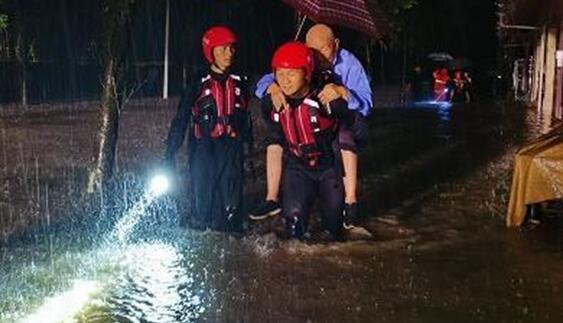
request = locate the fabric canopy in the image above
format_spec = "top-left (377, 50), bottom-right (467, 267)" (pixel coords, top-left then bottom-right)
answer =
top-left (506, 125), bottom-right (563, 227)
top-left (281, 0), bottom-right (387, 37)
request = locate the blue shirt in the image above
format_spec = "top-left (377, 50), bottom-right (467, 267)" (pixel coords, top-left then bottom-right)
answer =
top-left (255, 48), bottom-right (373, 117)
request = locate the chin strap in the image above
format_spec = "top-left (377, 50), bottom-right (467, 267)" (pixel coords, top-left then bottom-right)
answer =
top-left (211, 63), bottom-right (229, 74)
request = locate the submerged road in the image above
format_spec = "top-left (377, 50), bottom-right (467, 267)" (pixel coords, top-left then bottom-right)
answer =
top-left (0, 98), bottom-right (562, 322)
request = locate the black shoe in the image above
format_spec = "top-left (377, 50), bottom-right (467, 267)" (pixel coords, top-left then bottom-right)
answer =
top-left (249, 200), bottom-right (282, 220)
top-left (343, 203), bottom-right (359, 230)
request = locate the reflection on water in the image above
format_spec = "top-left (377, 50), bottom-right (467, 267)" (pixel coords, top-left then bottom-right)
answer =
top-left (21, 280), bottom-right (101, 323)
top-left (4, 238), bottom-right (211, 323)
top-left (84, 242), bottom-right (208, 323)
top-left (2, 100), bottom-right (562, 322)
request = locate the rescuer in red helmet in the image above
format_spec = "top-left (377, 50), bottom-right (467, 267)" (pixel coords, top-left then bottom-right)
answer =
top-left (251, 24), bottom-right (371, 231)
top-left (433, 67), bottom-right (450, 101)
top-left (262, 42), bottom-right (361, 240)
top-left (163, 26), bottom-right (252, 232)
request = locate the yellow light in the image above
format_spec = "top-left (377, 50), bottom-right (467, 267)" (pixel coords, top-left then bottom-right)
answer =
top-left (21, 280), bottom-right (101, 323)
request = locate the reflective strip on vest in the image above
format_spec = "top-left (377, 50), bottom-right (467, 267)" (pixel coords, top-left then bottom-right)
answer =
top-left (273, 98), bottom-right (335, 161)
top-left (194, 74), bottom-right (244, 139)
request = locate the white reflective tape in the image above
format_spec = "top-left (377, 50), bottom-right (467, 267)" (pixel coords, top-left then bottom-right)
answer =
top-left (273, 113), bottom-right (280, 122)
top-left (230, 74), bottom-right (241, 81)
top-left (303, 98), bottom-right (319, 109)
top-left (235, 103), bottom-right (241, 108)
top-left (235, 87), bottom-right (241, 96)
top-left (204, 89), bottom-right (211, 96)
top-left (201, 75), bottom-right (211, 82)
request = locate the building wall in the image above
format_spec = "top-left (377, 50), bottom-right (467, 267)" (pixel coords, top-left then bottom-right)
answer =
top-left (542, 27), bottom-right (558, 130)
top-left (555, 21), bottom-right (563, 120)
top-left (528, 21), bottom-right (562, 131)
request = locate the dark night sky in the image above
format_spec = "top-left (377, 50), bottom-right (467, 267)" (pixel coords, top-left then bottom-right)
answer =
top-left (0, 0), bottom-right (499, 103)
top-left (410, 0), bottom-right (498, 69)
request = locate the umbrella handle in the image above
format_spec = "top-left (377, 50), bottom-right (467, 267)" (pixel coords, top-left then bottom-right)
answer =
top-left (294, 15), bottom-right (308, 41)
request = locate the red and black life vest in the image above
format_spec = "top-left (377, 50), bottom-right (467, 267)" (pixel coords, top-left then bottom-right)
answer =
top-left (193, 73), bottom-right (246, 139)
top-left (271, 97), bottom-right (337, 165)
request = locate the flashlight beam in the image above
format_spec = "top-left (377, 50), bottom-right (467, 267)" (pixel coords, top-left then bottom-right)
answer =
top-left (21, 280), bottom-right (101, 323)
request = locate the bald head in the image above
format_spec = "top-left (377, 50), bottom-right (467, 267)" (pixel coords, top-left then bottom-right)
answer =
top-left (305, 24), bottom-right (339, 66)
top-left (305, 24), bottom-right (335, 44)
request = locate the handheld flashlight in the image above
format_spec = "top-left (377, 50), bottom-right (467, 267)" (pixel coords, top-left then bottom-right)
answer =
top-left (149, 174), bottom-right (170, 196)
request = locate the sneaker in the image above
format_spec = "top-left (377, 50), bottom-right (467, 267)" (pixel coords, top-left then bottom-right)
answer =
top-left (343, 203), bottom-right (359, 230)
top-left (249, 200), bottom-right (282, 220)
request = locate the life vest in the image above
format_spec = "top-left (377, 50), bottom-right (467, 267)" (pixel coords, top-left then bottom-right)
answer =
top-left (271, 97), bottom-right (336, 165)
top-left (433, 74), bottom-right (448, 91)
top-left (193, 73), bottom-right (246, 139)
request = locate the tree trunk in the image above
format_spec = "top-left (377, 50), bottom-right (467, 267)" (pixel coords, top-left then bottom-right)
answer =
top-left (401, 29), bottom-right (408, 106)
top-left (87, 0), bottom-right (130, 194)
top-left (87, 58), bottom-right (120, 193)
top-left (379, 40), bottom-right (386, 85)
top-left (16, 29), bottom-right (27, 108)
top-left (21, 61), bottom-right (27, 107)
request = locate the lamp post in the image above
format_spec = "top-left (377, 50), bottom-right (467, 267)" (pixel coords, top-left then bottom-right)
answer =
top-left (162, 0), bottom-right (170, 99)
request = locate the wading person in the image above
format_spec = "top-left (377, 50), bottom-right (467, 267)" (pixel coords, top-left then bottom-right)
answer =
top-left (433, 67), bottom-right (450, 102)
top-left (251, 24), bottom-right (372, 229)
top-left (163, 26), bottom-right (252, 231)
top-left (263, 41), bottom-right (362, 240)
top-left (451, 70), bottom-right (470, 103)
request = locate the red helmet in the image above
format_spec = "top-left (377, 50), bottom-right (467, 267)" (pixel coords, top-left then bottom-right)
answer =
top-left (202, 26), bottom-right (237, 63)
top-left (271, 42), bottom-right (314, 80)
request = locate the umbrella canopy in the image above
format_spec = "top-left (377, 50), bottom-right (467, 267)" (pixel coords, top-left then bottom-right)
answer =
top-left (427, 52), bottom-right (454, 62)
top-left (282, 0), bottom-right (386, 37)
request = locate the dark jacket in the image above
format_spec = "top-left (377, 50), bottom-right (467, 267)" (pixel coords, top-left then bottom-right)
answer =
top-left (164, 69), bottom-right (252, 161)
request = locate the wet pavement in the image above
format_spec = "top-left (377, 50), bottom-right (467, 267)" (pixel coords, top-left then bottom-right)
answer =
top-left (0, 98), bottom-right (562, 322)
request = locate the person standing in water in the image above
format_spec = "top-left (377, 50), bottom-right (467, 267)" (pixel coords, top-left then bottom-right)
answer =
top-left (163, 26), bottom-right (252, 231)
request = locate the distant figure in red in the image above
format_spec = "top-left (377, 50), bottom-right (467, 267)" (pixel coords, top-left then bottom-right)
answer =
top-left (432, 67), bottom-right (450, 101)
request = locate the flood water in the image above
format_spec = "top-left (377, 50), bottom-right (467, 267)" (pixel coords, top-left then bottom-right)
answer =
top-left (0, 98), bottom-right (562, 322)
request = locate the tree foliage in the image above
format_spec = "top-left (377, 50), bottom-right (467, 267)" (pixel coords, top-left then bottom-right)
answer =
top-left (0, 14), bottom-right (7, 30)
top-left (368, 0), bottom-right (419, 36)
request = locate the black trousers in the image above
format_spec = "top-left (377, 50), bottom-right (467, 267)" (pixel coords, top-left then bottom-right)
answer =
top-left (282, 159), bottom-right (344, 238)
top-left (338, 111), bottom-right (368, 153)
top-left (187, 136), bottom-right (244, 231)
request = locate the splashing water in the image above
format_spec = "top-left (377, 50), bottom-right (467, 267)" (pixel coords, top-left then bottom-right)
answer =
top-left (5, 173), bottom-right (175, 322)
top-left (108, 192), bottom-right (157, 243)
top-left (109, 173), bottom-right (170, 242)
